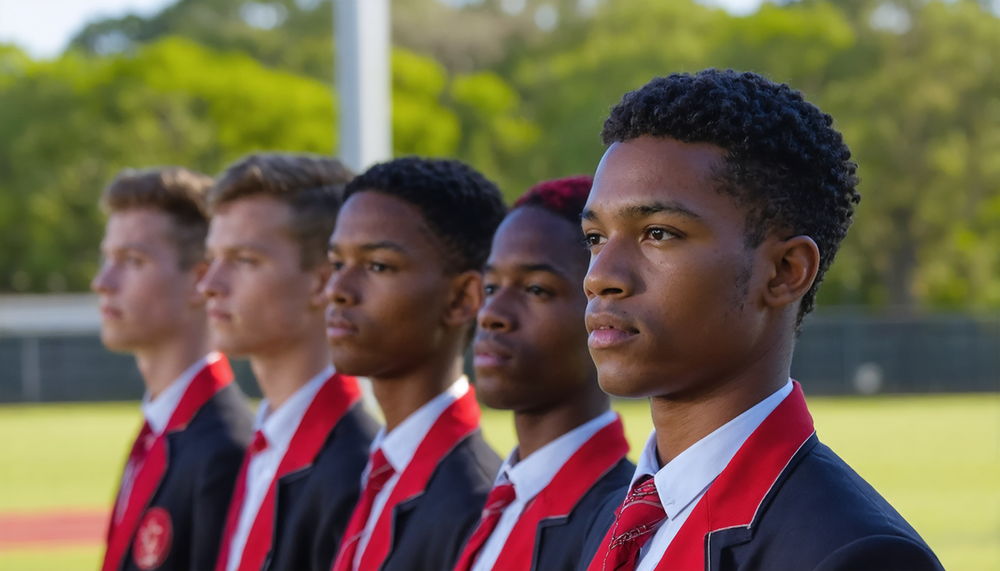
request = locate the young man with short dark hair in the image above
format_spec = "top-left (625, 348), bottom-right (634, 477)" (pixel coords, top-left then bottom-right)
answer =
top-left (453, 176), bottom-right (633, 571)
top-left (93, 167), bottom-right (254, 571)
top-left (200, 154), bottom-right (378, 571)
top-left (325, 157), bottom-right (506, 571)
top-left (580, 70), bottom-right (943, 571)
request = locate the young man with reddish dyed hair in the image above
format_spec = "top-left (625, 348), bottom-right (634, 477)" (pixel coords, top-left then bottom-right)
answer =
top-left (200, 154), bottom-right (378, 571)
top-left (453, 176), bottom-right (633, 571)
top-left (325, 157), bottom-right (505, 571)
top-left (93, 167), bottom-right (254, 571)
top-left (579, 70), bottom-right (943, 571)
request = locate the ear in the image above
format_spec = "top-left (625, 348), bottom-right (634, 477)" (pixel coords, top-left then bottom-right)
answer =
top-left (762, 235), bottom-right (820, 311)
top-left (186, 260), bottom-right (210, 308)
top-left (443, 270), bottom-right (485, 330)
top-left (308, 260), bottom-right (334, 310)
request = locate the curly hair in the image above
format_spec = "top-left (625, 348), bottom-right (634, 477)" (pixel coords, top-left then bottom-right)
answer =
top-left (209, 153), bottom-right (354, 270)
top-left (513, 175), bottom-right (593, 231)
top-left (602, 69), bottom-right (860, 326)
top-left (343, 157), bottom-right (507, 272)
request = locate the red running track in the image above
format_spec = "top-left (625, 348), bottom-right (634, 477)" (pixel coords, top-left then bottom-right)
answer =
top-left (0, 510), bottom-right (107, 549)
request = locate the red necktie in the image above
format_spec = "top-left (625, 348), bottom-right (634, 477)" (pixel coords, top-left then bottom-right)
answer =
top-left (215, 431), bottom-right (269, 571)
top-left (113, 422), bottom-right (155, 525)
top-left (452, 482), bottom-right (517, 571)
top-left (600, 475), bottom-right (667, 571)
top-left (330, 449), bottom-right (396, 571)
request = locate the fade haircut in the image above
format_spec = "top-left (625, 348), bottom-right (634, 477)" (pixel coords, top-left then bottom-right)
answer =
top-left (602, 69), bottom-right (861, 326)
top-left (209, 153), bottom-right (354, 269)
top-left (513, 175), bottom-right (593, 241)
top-left (343, 157), bottom-right (507, 273)
top-left (100, 167), bottom-right (213, 270)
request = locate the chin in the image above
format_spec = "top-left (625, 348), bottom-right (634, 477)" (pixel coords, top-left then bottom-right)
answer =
top-left (596, 362), bottom-right (660, 399)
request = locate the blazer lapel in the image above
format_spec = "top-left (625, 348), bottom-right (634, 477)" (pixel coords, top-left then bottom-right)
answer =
top-left (357, 387), bottom-right (482, 571)
top-left (235, 373), bottom-right (361, 571)
top-left (654, 381), bottom-right (816, 571)
top-left (492, 416), bottom-right (630, 571)
top-left (102, 357), bottom-right (233, 571)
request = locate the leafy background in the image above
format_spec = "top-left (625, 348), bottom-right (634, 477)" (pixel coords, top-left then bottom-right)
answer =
top-left (1, 0), bottom-right (998, 314)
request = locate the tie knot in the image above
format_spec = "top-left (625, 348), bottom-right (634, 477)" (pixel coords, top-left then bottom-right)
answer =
top-left (366, 449), bottom-right (395, 492)
top-left (482, 483), bottom-right (517, 517)
top-left (607, 474), bottom-right (666, 555)
top-left (249, 430), bottom-right (269, 456)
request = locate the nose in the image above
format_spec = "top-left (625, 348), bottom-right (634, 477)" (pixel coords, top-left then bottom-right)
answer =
top-left (91, 263), bottom-right (115, 294)
top-left (324, 266), bottom-right (359, 307)
top-left (477, 288), bottom-right (516, 333)
top-left (583, 239), bottom-right (634, 300)
top-left (197, 260), bottom-right (225, 298)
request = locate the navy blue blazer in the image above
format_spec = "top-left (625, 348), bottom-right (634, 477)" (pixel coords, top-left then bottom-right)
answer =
top-left (380, 430), bottom-right (502, 571)
top-left (531, 457), bottom-right (635, 571)
top-left (113, 379), bottom-right (254, 571)
top-left (579, 384), bottom-right (943, 571)
top-left (266, 403), bottom-right (379, 571)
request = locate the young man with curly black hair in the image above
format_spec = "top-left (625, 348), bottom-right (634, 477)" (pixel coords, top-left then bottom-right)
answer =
top-left (325, 157), bottom-right (505, 571)
top-left (579, 70), bottom-right (943, 571)
top-left (452, 176), bottom-right (634, 571)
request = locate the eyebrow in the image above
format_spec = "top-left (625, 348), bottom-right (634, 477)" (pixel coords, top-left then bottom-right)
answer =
top-left (582, 200), bottom-right (703, 223)
top-left (484, 262), bottom-right (568, 279)
top-left (328, 241), bottom-right (408, 254)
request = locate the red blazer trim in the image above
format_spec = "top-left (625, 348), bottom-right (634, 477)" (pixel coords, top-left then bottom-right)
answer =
top-left (470, 415), bottom-right (630, 571)
top-left (586, 381), bottom-right (815, 571)
top-left (102, 357), bottom-right (234, 571)
top-left (227, 372), bottom-right (362, 571)
top-left (355, 386), bottom-right (482, 571)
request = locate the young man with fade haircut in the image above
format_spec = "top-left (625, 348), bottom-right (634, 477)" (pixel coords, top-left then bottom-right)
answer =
top-left (93, 167), bottom-right (254, 571)
top-left (199, 154), bottom-right (379, 571)
top-left (325, 157), bottom-right (506, 571)
top-left (453, 176), bottom-right (634, 571)
top-left (578, 69), bottom-right (944, 571)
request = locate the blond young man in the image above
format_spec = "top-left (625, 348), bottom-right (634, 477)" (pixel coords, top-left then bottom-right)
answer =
top-left (201, 154), bottom-right (378, 571)
top-left (94, 168), bottom-right (254, 571)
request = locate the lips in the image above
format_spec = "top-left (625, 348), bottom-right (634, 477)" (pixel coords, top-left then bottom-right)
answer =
top-left (585, 311), bottom-right (639, 350)
top-left (207, 308), bottom-right (232, 322)
top-left (472, 336), bottom-right (513, 370)
top-left (99, 304), bottom-right (122, 320)
top-left (325, 312), bottom-right (358, 340)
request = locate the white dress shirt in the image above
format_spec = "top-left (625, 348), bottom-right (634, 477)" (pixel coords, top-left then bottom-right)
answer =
top-left (352, 376), bottom-right (470, 571)
top-left (632, 379), bottom-right (793, 571)
top-left (471, 409), bottom-right (619, 571)
top-left (226, 365), bottom-right (334, 571)
top-left (115, 352), bottom-right (221, 523)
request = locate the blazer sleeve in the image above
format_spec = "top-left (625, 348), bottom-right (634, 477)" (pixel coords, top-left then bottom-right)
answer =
top-left (813, 535), bottom-right (945, 571)
top-left (190, 445), bottom-right (244, 571)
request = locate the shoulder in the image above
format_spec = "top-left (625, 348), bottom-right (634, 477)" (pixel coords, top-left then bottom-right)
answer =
top-left (812, 535), bottom-right (944, 571)
top-left (424, 429), bottom-right (502, 501)
top-left (306, 403), bottom-right (379, 481)
top-left (737, 440), bottom-right (942, 570)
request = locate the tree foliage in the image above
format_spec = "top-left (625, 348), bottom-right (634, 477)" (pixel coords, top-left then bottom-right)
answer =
top-left (1, 0), bottom-right (997, 312)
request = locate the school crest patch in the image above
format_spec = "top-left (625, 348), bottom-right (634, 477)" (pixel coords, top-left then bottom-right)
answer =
top-left (132, 507), bottom-right (172, 570)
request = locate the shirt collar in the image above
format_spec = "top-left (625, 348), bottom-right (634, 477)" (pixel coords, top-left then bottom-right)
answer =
top-left (631, 379), bottom-right (794, 520)
top-left (371, 376), bottom-right (469, 473)
top-left (141, 352), bottom-right (221, 435)
top-left (499, 409), bottom-right (618, 503)
top-left (254, 365), bottom-right (335, 455)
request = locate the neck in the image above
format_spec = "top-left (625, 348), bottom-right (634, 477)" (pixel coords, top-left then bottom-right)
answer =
top-left (651, 331), bottom-right (793, 467)
top-left (513, 381), bottom-right (609, 460)
top-left (134, 316), bottom-right (211, 400)
top-left (372, 352), bottom-right (465, 434)
top-left (250, 329), bottom-right (332, 412)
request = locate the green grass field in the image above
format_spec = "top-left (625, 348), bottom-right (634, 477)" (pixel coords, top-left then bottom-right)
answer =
top-left (1, 394), bottom-right (997, 570)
